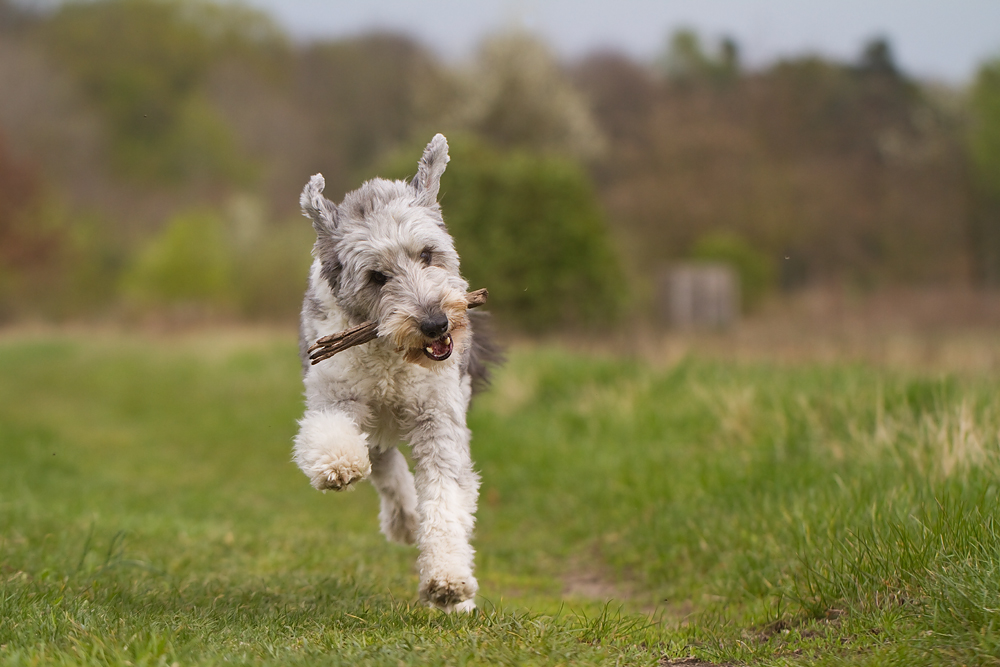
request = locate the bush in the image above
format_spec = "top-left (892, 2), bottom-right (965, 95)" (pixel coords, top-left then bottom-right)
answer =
top-left (119, 201), bottom-right (315, 322)
top-left (378, 136), bottom-right (626, 331)
top-left (230, 222), bottom-right (314, 321)
top-left (690, 232), bottom-right (774, 310)
top-left (121, 208), bottom-right (235, 314)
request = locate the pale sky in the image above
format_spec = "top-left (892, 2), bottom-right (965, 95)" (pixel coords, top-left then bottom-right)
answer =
top-left (232, 0), bottom-right (1000, 83)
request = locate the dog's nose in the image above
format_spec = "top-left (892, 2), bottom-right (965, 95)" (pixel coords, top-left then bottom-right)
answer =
top-left (420, 313), bottom-right (449, 339)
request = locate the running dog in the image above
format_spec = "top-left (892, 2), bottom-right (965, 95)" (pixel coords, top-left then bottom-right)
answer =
top-left (294, 134), bottom-right (495, 612)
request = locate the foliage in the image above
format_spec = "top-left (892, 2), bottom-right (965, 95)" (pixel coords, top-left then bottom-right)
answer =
top-left (122, 208), bottom-right (235, 313)
top-left (119, 204), bottom-right (314, 321)
top-left (581, 34), bottom-right (967, 288)
top-left (967, 56), bottom-right (1000, 285)
top-left (0, 4), bottom-right (991, 322)
top-left (38, 0), bottom-right (285, 184)
top-left (379, 137), bottom-right (627, 331)
top-left (969, 59), bottom-right (1000, 195)
top-left (571, 52), bottom-right (659, 147)
top-left (0, 134), bottom-right (123, 321)
top-left (690, 232), bottom-right (775, 310)
top-left (657, 28), bottom-right (740, 86)
top-left (228, 205), bottom-right (314, 322)
top-left (454, 31), bottom-right (604, 161)
top-left (0, 135), bottom-right (47, 280)
top-left (296, 33), bottom-right (454, 192)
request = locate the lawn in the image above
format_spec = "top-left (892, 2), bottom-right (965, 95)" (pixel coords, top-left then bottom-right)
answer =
top-left (1, 328), bottom-right (999, 665)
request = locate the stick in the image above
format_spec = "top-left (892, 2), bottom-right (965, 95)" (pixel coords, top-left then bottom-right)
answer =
top-left (308, 288), bottom-right (489, 365)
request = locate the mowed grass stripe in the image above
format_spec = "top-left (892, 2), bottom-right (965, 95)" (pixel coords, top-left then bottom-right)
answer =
top-left (1, 330), bottom-right (999, 665)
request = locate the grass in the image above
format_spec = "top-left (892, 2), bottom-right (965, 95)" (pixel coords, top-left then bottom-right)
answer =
top-left (2, 328), bottom-right (1000, 665)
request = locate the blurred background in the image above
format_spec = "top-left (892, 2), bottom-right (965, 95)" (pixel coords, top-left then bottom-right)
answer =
top-left (2, 0), bottom-right (1000, 340)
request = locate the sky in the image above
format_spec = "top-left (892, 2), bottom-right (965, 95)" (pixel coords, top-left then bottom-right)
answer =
top-left (229, 0), bottom-right (1000, 84)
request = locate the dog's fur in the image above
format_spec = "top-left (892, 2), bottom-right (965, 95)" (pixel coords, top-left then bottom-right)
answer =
top-left (293, 134), bottom-right (496, 612)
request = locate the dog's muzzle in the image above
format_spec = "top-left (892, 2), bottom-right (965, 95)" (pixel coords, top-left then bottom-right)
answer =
top-left (422, 333), bottom-right (453, 361)
top-left (420, 314), bottom-right (453, 361)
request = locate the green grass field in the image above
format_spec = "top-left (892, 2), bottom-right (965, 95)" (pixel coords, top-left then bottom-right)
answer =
top-left (2, 329), bottom-right (1000, 666)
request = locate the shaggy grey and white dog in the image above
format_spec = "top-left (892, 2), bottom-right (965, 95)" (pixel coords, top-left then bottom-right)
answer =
top-left (294, 134), bottom-right (495, 612)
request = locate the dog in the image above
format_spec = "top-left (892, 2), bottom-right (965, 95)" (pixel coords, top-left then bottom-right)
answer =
top-left (293, 134), bottom-right (497, 612)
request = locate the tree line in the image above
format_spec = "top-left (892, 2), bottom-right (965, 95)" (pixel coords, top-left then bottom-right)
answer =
top-left (0, 0), bottom-right (998, 328)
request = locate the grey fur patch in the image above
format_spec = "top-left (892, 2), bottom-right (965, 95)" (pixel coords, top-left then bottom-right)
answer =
top-left (299, 285), bottom-right (326, 373)
top-left (341, 178), bottom-right (411, 221)
top-left (303, 290), bottom-right (325, 321)
top-left (320, 258), bottom-right (341, 290)
top-left (298, 320), bottom-right (313, 375)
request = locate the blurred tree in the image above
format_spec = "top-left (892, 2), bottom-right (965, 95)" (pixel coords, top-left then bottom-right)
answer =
top-left (750, 37), bottom-right (918, 160)
top-left (657, 28), bottom-right (740, 87)
top-left (0, 134), bottom-right (48, 277)
top-left (295, 32), bottom-right (454, 196)
top-left (0, 1), bottom-right (981, 323)
top-left (454, 31), bottom-right (604, 161)
top-left (753, 57), bottom-right (859, 156)
top-left (204, 60), bottom-right (316, 215)
top-left (690, 232), bottom-right (775, 310)
top-left (38, 0), bottom-right (287, 185)
top-left (572, 51), bottom-right (659, 147)
top-left (0, 29), bottom-right (106, 196)
top-left (586, 35), bottom-right (967, 292)
top-left (0, 0), bottom-right (38, 34)
top-left (967, 57), bottom-right (1000, 285)
top-left (379, 136), bottom-right (625, 331)
top-left (720, 38), bottom-right (740, 76)
top-left (858, 36), bottom-right (899, 79)
top-left (0, 132), bottom-right (120, 320)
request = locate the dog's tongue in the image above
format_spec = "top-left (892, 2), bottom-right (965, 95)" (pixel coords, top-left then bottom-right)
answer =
top-left (423, 334), bottom-right (454, 361)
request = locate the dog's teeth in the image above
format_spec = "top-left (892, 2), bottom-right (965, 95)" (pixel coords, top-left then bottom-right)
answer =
top-left (425, 346), bottom-right (434, 354)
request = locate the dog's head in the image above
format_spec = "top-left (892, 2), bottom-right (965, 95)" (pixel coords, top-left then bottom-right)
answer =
top-left (301, 134), bottom-right (470, 368)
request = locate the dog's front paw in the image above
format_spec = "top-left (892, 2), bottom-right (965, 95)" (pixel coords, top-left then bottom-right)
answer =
top-left (293, 410), bottom-right (371, 491)
top-left (312, 456), bottom-right (369, 491)
top-left (419, 574), bottom-right (478, 613)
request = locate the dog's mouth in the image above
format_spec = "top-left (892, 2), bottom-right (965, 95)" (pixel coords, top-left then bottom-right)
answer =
top-left (422, 334), bottom-right (453, 361)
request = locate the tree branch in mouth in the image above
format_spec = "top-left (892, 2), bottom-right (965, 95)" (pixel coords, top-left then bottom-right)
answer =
top-left (308, 288), bottom-right (489, 365)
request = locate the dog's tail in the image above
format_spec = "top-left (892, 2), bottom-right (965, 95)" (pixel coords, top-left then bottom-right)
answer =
top-left (466, 310), bottom-right (505, 395)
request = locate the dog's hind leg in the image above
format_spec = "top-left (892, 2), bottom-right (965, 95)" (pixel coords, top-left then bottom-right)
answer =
top-left (369, 446), bottom-right (419, 545)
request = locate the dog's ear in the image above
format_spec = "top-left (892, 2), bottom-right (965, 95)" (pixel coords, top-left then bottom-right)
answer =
top-left (411, 133), bottom-right (449, 206)
top-left (301, 173), bottom-right (338, 236)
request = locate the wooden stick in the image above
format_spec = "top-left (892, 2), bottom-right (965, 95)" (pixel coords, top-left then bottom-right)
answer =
top-left (308, 288), bottom-right (488, 365)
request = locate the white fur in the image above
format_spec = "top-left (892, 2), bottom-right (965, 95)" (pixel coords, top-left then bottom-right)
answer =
top-left (293, 409), bottom-right (371, 491)
top-left (294, 134), bottom-right (484, 613)
top-left (370, 447), bottom-right (420, 544)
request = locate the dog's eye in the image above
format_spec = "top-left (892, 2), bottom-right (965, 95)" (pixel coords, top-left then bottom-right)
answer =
top-left (419, 248), bottom-right (433, 266)
top-left (369, 271), bottom-right (388, 287)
